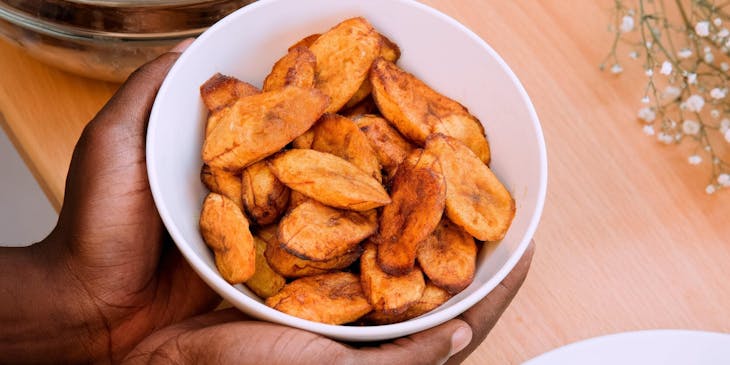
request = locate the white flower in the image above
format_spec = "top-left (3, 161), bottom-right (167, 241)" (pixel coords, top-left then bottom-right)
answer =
top-left (677, 48), bottom-right (693, 59)
top-left (685, 94), bottom-right (705, 112)
top-left (719, 28), bottom-right (730, 38)
top-left (682, 119), bottom-right (701, 135)
top-left (646, 41), bottom-right (653, 48)
top-left (696, 21), bottom-right (711, 37)
top-left (629, 51), bottom-right (639, 59)
top-left (715, 18), bottom-right (723, 27)
top-left (722, 62), bottom-right (729, 71)
top-left (658, 132), bottom-right (674, 144)
top-left (663, 86), bottom-right (681, 100)
top-left (643, 125), bottom-right (655, 136)
top-left (705, 52), bottom-right (715, 63)
top-left (704, 46), bottom-right (712, 53)
top-left (725, 128), bottom-right (730, 143)
top-left (688, 155), bottom-right (703, 165)
top-left (711, 109), bottom-right (721, 118)
top-left (718, 174), bottom-right (730, 187)
top-left (710, 88), bottom-right (726, 99)
top-left (645, 69), bottom-right (654, 76)
top-left (660, 61), bottom-right (673, 75)
top-left (687, 73), bottom-right (697, 84)
top-left (638, 107), bottom-right (656, 122)
top-left (610, 64), bottom-right (623, 74)
top-left (706, 184), bottom-right (717, 195)
top-left (641, 96), bottom-right (650, 104)
top-left (721, 118), bottom-right (730, 133)
top-left (620, 16), bottom-right (635, 33)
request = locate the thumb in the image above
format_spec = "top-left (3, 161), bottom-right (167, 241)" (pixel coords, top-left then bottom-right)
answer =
top-left (356, 319), bottom-right (473, 365)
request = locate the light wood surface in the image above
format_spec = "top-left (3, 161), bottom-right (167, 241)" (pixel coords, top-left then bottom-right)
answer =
top-left (2, 1), bottom-right (729, 364)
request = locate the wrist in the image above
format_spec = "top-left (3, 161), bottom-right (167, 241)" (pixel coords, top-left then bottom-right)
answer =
top-left (0, 236), bottom-right (111, 363)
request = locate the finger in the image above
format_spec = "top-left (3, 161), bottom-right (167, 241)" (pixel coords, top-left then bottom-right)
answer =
top-left (445, 240), bottom-right (535, 365)
top-left (354, 319), bottom-right (472, 365)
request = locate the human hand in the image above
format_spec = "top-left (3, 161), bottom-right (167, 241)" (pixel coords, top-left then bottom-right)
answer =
top-left (0, 40), bottom-right (220, 363)
top-left (122, 242), bottom-right (534, 365)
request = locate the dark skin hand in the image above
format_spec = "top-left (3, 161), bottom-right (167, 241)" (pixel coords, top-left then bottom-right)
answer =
top-left (0, 41), bottom-right (534, 364)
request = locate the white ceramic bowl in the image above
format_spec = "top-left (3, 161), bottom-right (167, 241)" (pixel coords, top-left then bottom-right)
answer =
top-left (147, 0), bottom-right (547, 342)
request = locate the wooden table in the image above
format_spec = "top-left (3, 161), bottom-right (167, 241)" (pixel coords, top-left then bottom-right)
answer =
top-left (2, 1), bottom-right (729, 363)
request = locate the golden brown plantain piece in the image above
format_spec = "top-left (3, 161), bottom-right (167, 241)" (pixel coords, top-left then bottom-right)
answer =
top-left (364, 282), bottom-right (452, 325)
top-left (200, 164), bottom-right (243, 211)
top-left (263, 46), bottom-right (317, 92)
top-left (278, 199), bottom-right (376, 261)
top-left (417, 219), bottom-right (476, 294)
top-left (202, 86), bottom-right (329, 171)
top-left (343, 33), bottom-right (402, 109)
top-left (200, 74), bottom-right (261, 137)
top-left (287, 190), bottom-right (310, 210)
top-left (360, 242), bottom-right (425, 314)
top-left (200, 73), bottom-right (260, 113)
top-left (342, 96), bottom-right (379, 119)
top-left (265, 272), bottom-right (372, 324)
top-left (244, 236), bottom-right (286, 298)
top-left (376, 149), bottom-right (446, 276)
top-left (353, 114), bottom-right (414, 180)
top-left (310, 113), bottom-right (382, 182)
top-left (288, 33), bottom-right (320, 51)
top-left (199, 193), bottom-right (255, 284)
top-left (292, 129), bottom-right (315, 149)
top-left (310, 17), bottom-right (381, 113)
top-left (259, 224), bottom-right (362, 278)
top-left (425, 134), bottom-right (515, 241)
top-left (267, 149), bottom-right (391, 211)
top-left (241, 161), bottom-right (290, 226)
top-left (370, 58), bottom-right (491, 164)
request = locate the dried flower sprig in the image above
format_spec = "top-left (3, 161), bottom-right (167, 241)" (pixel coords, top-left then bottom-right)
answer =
top-left (604, 0), bottom-right (730, 194)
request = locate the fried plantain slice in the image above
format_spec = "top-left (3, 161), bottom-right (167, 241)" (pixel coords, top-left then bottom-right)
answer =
top-left (200, 74), bottom-right (261, 136)
top-left (278, 199), bottom-right (376, 261)
top-left (199, 193), bottom-right (255, 284)
top-left (200, 73), bottom-right (260, 113)
top-left (265, 272), bottom-right (372, 324)
top-left (343, 33), bottom-right (402, 109)
top-left (310, 113), bottom-right (382, 182)
top-left (244, 236), bottom-right (286, 298)
top-left (241, 160), bottom-right (290, 226)
top-left (287, 190), bottom-right (310, 210)
top-left (364, 282), bottom-right (452, 325)
top-left (370, 58), bottom-right (491, 164)
top-left (200, 164), bottom-right (243, 211)
top-left (310, 17), bottom-right (381, 113)
top-left (202, 86), bottom-right (329, 171)
top-left (353, 114), bottom-right (414, 179)
top-left (263, 46), bottom-right (316, 92)
top-left (292, 129), bottom-right (315, 149)
top-left (425, 134), bottom-right (515, 241)
top-left (267, 149), bottom-right (391, 211)
top-left (288, 33), bottom-right (320, 51)
top-left (376, 149), bottom-right (445, 276)
top-left (360, 242), bottom-right (425, 314)
top-left (417, 219), bottom-right (476, 294)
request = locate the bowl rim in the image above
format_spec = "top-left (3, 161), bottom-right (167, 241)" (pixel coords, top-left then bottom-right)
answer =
top-left (147, 0), bottom-right (547, 340)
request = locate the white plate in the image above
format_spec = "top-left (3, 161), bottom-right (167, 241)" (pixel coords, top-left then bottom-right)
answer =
top-left (525, 330), bottom-right (730, 365)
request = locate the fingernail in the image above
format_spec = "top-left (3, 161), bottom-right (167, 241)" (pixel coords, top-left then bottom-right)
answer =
top-left (171, 38), bottom-right (195, 53)
top-left (449, 326), bottom-right (473, 357)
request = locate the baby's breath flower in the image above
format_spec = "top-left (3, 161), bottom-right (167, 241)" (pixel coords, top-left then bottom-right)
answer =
top-left (696, 21), bottom-right (711, 37)
top-left (629, 51), bottom-right (639, 59)
top-left (711, 109), bottom-right (720, 118)
top-left (658, 132), bottom-right (674, 144)
top-left (706, 184), bottom-right (717, 194)
top-left (688, 155), bottom-right (703, 165)
top-left (620, 16), bottom-right (635, 33)
top-left (718, 174), bottom-right (730, 187)
top-left (725, 129), bottom-right (730, 143)
top-left (638, 107), bottom-right (656, 122)
top-left (685, 95), bottom-right (705, 112)
top-left (721, 119), bottom-right (730, 133)
top-left (677, 48), bottom-right (693, 58)
top-left (704, 51), bottom-right (714, 63)
top-left (660, 61), bottom-right (673, 75)
top-left (715, 18), bottom-right (723, 27)
top-left (610, 63), bottom-right (623, 74)
top-left (687, 73), bottom-right (697, 84)
top-left (719, 28), bottom-right (730, 38)
top-left (645, 69), bottom-right (654, 76)
top-left (641, 96), bottom-right (650, 104)
top-left (663, 86), bottom-right (681, 100)
top-left (710, 88), bottom-right (726, 99)
top-left (643, 125), bottom-right (656, 136)
top-left (682, 119), bottom-right (701, 135)
top-left (721, 62), bottom-right (729, 71)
